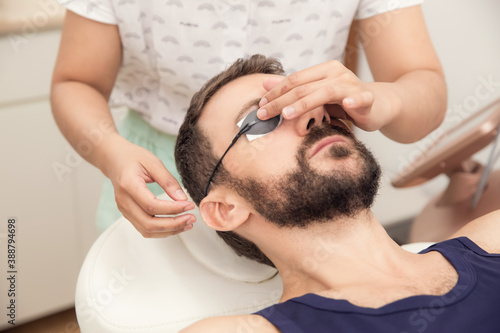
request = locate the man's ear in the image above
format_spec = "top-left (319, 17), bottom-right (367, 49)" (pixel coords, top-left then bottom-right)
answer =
top-left (199, 188), bottom-right (251, 231)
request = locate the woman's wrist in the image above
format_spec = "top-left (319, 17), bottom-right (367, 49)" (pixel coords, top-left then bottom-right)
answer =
top-left (367, 82), bottom-right (403, 130)
top-left (362, 81), bottom-right (411, 142)
top-left (94, 133), bottom-right (129, 178)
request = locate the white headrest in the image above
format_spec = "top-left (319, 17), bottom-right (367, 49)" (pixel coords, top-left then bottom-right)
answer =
top-left (173, 192), bottom-right (278, 282)
top-left (76, 192), bottom-right (282, 332)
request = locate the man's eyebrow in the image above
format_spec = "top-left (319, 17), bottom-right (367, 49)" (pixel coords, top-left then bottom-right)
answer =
top-left (234, 97), bottom-right (262, 124)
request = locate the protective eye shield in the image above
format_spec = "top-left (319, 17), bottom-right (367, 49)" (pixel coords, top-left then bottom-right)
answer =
top-left (204, 110), bottom-right (283, 196)
top-left (237, 109), bottom-right (283, 141)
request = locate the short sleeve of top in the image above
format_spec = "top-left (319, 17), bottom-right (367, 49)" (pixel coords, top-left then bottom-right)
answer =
top-left (355, 0), bottom-right (423, 20)
top-left (53, 0), bottom-right (426, 136)
top-left (56, 0), bottom-right (117, 24)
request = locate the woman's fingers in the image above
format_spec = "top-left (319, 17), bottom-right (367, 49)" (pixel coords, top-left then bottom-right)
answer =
top-left (118, 192), bottom-right (196, 238)
top-left (343, 91), bottom-right (374, 113)
top-left (258, 67), bottom-right (331, 119)
top-left (258, 61), bottom-right (344, 119)
top-left (129, 183), bottom-right (195, 217)
top-left (259, 81), bottom-right (347, 120)
top-left (114, 164), bottom-right (197, 238)
top-left (257, 60), bottom-right (378, 126)
top-left (258, 76), bottom-right (378, 131)
top-left (285, 84), bottom-right (347, 120)
top-left (340, 91), bottom-right (384, 131)
top-left (261, 76), bottom-right (285, 92)
top-left (147, 158), bottom-right (189, 201)
top-left (107, 141), bottom-right (198, 238)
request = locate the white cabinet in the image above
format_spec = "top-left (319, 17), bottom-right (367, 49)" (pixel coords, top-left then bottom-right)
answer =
top-left (0, 29), bottom-right (102, 329)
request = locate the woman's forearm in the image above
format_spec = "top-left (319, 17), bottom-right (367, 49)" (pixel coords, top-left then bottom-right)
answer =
top-left (50, 80), bottom-right (124, 176)
top-left (367, 68), bottom-right (447, 143)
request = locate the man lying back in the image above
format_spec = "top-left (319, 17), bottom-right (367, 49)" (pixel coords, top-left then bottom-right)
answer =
top-left (174, 55), bottom-right (500, 332)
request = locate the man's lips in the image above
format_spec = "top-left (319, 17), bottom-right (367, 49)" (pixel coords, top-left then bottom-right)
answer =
top-left (309, 135), bottom-right (347, 159)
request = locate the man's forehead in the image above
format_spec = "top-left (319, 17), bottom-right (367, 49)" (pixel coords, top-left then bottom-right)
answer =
top-left (201, 74), bottom-right (275, 130)
top-left (205, 73), bottom-right (282, 117)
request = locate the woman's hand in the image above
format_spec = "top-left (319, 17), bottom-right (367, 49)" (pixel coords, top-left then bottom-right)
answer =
top-left (101, 135), bottom-right (196, 238)
top-left (51, 12), bottom-right (195, 238)
top-left (256, 5), bottom-right (447, 143)
top-left (257, 60), bottom-right (393, 132)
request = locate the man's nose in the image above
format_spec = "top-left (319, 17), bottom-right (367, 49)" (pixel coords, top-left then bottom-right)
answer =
top-left (290, 107), bottom-right (327, 137)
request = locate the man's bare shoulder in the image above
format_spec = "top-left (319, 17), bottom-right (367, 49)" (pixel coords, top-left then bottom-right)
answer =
top-left (449, 209), bottom-right (500, 253)
top-left (180, 314), bottom-right (280, 333)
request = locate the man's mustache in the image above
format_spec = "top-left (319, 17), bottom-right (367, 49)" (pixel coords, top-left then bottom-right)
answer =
top-left (301, 123), bottom-right (354, 150)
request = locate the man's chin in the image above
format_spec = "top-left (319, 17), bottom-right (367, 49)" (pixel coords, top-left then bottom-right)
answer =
top-left (308, 142), bottom-right (359, 171)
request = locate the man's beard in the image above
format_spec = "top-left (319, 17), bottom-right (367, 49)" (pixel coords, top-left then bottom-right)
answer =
top-left (228, 124), bottom-right (381, 228)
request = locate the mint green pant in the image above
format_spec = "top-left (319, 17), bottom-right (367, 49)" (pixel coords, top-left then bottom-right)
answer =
top-left (95, 110), bottom-right (181, 232)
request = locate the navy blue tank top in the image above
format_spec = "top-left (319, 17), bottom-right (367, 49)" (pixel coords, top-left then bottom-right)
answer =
top-left (255, 237), bottom-right (500, 333)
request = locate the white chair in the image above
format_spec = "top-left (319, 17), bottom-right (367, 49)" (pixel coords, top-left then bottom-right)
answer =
top-left (75, 193), bottom-right (433, 332)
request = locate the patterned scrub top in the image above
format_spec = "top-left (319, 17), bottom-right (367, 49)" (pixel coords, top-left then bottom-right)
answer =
top-left (57, 0), bottom-right (422, 135)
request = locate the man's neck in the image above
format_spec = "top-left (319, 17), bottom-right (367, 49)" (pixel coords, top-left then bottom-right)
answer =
top-left (244, 210), bottom-right (425, 302)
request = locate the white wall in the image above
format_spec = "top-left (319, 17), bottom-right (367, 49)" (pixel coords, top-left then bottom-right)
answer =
top-left (356, 0), bottom-right (500, 222)
top-left (0, 27), bottom-right (102, 329)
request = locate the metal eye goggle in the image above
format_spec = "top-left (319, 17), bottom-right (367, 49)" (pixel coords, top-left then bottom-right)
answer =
top-left (204, 109), bottom-right (283, 197)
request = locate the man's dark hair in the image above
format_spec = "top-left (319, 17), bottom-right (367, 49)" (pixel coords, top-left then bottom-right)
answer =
top-left (175, 55), bottom-right (284, 268)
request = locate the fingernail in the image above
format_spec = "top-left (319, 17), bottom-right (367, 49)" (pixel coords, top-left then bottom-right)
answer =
top-left (257, 108), bottom-right (268, 119)
top-left (259, 97), bottom-right (268, 107)
top-left (283, 106), bottom-right (295, 118)
top-left (344, 98), bottom-right (354, 107)
top-left (183, 224), bottom-right (193, 232)
top-left (185, 216), bottom-right (196, 225)
top-left (183, 203), bottom-right (194, 212)
top-left (176, 189), bottom-right (187, 200)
